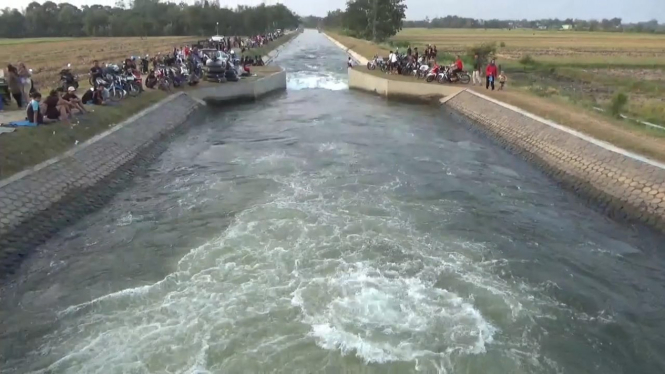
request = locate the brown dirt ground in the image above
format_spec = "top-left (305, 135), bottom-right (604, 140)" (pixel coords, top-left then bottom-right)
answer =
top-left (0, 36), bottom-right (194, 91)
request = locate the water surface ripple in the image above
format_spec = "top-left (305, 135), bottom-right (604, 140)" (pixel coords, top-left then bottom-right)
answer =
top-left (1, 30), bottom-right (664, 374)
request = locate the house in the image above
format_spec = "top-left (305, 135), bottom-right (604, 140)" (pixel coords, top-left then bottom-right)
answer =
top-left (561, 24), bottom-right (573, 30)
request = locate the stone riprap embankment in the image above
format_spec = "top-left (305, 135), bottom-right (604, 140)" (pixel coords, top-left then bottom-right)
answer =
top-left (446, 90), bottom-right (665, 231)
top-left (0, 93), bottom-right (203, 278)
top-left (321, 31), bottom-right (665, 231)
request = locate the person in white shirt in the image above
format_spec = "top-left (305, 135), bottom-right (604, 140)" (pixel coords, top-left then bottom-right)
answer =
top-left (390, 51), bottom-right (398, 73)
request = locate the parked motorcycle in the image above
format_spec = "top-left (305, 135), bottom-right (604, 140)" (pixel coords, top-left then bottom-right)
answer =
top-left (425, 65), bottom-right (440, 83)
top-left (60, 63), bottom-right (79, 91)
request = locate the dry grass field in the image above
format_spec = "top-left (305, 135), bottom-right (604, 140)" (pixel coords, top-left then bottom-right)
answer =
top-left (0, 36), bottom-right (194, 90)
top-left (393, 28), bottom-right (665, 66)
top-left (329, 29), bottom-right (665, 161)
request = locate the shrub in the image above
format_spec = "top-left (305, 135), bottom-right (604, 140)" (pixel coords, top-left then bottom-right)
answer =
top-left (519, 54), bottom-right (536, 65)
top-left (466, 42), bottom-right (496, 65)
top-left (500, 41), bottom-right (506, 47)
top-left (608, 92), bottom-right (628, 118)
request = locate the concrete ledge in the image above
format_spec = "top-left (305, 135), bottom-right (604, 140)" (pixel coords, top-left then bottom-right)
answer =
top-left (0, 93), bottom-right (204, 280)
top-left (322, 32), bottom-right (368, 65)
top-left (445, 91), bottom-right (665, 231)
top-left (348, 68), bottom-right (464, 101)
top-left (187, 70), bottom-right (287, 105)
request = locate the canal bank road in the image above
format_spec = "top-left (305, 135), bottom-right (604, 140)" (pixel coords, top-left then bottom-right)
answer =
top-left (1, 29), bottom-right (665, 374)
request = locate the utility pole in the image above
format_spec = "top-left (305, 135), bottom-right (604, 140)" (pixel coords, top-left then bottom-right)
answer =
top-left (372, 0), bottom-right (378, 41)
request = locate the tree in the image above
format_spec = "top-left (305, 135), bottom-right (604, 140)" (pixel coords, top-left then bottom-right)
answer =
top-left (342, 0), bottom-right (406, 41)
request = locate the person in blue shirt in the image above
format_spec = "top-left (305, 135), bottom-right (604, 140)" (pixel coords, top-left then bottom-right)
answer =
top-left (26, 92), bottom-right (55, 125)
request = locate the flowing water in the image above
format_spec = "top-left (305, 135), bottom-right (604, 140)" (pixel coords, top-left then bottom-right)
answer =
top-left (1, 30), bottom-right (664, 374)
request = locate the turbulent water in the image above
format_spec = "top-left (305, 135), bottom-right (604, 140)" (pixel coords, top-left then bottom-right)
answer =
top-left (1, 30), bottom-right (665, 374)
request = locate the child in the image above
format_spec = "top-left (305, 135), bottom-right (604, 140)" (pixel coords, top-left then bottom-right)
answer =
top-left (26, 92), bottom-right (55, 125)
top-left (498, 71), bottom-right (507, 90)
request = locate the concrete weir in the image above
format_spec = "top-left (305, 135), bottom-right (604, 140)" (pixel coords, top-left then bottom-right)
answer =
top-left (0, 70), bottom-right (288, 278)
top-left (324, 32), bottom-right (665, 232)
top-left (188, 68), bottom-right (287, 104)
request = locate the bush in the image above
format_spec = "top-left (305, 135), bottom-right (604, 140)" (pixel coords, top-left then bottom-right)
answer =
top-left (519, 54), bottom-right (536, 65)
top-left (467, 42), bottom-right (496, 65)
top-left (608, 92), bottom-right (628, 118)
top-left (500, 41), bottom-right (506, 47)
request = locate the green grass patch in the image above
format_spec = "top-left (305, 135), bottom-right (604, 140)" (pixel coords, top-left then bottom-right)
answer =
top-left (0, 91), bottom-right (168, 179)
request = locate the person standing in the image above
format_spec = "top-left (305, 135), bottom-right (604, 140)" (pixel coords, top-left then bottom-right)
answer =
top-left (485, 59), bottom-right (498, 91)
top-left (17, 62), bottom-right (31, 98)
top-left (7, 65), bottom-right (23, 108)
top-left (472, 54), bottom-right (481, 85)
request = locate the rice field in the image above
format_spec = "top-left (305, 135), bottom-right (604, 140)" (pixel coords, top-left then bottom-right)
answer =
top-left (0, 36), bottom-right (195, 89)
top-left (393, 28), bottom-right (665, 66)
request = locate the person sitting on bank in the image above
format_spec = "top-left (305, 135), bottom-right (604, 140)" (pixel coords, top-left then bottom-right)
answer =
top-left (26, 92), bottom-right (56, 125)
top-left (82, 86), bottom-right (105, 105)
top-left (347, 57), bottom-right (353, 68)
top-left (63, 86), bottom-right (88, 113)
top-left (44, 89), bottom-right (72, 124)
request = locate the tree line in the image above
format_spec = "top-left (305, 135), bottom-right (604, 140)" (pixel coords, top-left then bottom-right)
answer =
top-left (402, 16), bottom-right (664, 33)
top-left (301, 0), bottom-right (407, 42)
top-left (304, 12), bottom-right (664, 35)
top-left (0, 0), bottom-right (300, 38)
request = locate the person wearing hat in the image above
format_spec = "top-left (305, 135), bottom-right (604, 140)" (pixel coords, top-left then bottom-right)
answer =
top-left (62, 86), bottom-right (88, 114)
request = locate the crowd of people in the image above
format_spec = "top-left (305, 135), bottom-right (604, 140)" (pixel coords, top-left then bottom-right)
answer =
top-left (368, 44), bottom-right (508, 90)
top-left (1, 30), bottom-right (288, 125)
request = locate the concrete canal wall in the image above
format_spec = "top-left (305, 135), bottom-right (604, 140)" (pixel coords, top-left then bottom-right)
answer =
top-left (0, 68), bottom-right (290, 277)
top-left (326, 32), bottom-right (665, 231)
top-left (348, 68), bottom-right (463, 101)
top-left (187, 69), bottom-right (287, 104)
top-left (446, 90), bottom-right (665, 230)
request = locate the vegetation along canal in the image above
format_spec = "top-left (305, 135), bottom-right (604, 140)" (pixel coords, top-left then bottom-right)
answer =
top-left (1, 30), bottom-right (664, 374)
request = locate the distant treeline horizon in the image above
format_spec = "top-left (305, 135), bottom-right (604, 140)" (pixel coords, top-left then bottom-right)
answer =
top-left (0, 0), bottom-right (300, 38)
top-left (302, 13), bottom-right (664, 34)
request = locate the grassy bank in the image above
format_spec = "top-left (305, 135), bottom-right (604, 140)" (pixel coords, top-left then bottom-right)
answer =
top-left (0, 32), bottom-right (300, 180)
top-left (328, 31), bottom-right (665, 162)
top-left (0, 91), bottom-right (168, 179)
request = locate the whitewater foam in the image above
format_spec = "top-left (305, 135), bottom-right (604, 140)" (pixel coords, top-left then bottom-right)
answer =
top-left (287, 72), bottom-right (348, 91)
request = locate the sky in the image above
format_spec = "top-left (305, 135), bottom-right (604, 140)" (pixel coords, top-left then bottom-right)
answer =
top-left (1, 0), bottom-right (663, 23)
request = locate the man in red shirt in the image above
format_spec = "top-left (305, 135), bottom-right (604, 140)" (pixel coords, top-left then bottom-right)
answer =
top-left (450, 55), bottom-right (463, 82)
top-left (485, 59), bottom-right (498, 90)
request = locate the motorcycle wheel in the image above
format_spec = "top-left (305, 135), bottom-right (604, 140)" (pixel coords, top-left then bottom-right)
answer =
top-left (459, 73), bottom-right (471, 84)
top-left (109, 87), bottom-right (123, 101)
top-left (426, 75), bottom-right (434, 83)
top-left (366, 62), bottom-right (371, 70)
top-left (126, 82), bottom-right (140, 97)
